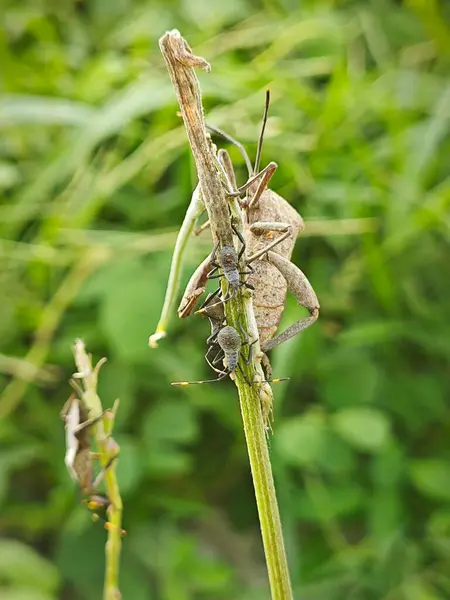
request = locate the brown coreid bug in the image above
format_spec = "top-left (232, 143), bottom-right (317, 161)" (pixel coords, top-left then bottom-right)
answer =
top-left (207, 89), bottom-right (320, 354)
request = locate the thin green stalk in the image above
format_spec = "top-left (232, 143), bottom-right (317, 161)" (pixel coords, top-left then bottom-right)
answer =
top-left (159, 30), bottom-right (293, 600)
top-left (73, 340), bottom-right (124, 600)
top-left (238, 380), bottom-right (293, 599)
top-left (149, 183), bottom-right (204, 347)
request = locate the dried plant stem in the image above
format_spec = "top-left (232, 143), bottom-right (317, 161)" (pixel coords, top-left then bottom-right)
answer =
top-left (73, 339), bottom-right (123, 600)
top-left (159, 30), bottom-right (293, 600)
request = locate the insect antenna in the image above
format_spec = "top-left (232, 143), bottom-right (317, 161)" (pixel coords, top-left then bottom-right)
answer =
top-left (171, 374), bottom-right (229, 386)
top-left (250, 377), bottom-right (290, 384)
top-left (206, 124), bottom-right (253, 177)
top-left (254, 88), bottom-right (271, 174)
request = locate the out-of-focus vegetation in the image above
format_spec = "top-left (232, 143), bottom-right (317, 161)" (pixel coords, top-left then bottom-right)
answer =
top-left (1, 0), bottom-right (450, 598)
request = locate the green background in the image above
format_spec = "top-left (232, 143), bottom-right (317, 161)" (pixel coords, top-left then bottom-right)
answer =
top-left (1, 0), bottom-right (450, 598)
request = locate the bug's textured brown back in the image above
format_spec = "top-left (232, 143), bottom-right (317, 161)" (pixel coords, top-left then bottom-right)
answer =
top-left (244, 189), bottom-right (304, 346)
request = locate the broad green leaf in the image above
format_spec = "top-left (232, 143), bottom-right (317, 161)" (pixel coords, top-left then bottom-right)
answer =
top-left (0, 589), bottom-right (56, 600)
top-left (0, 95), bottom-right (95, 127)
top-left (0, 540), bottom-right (59, 592)
top-left (142, 401), bottom-right (198, 446)
top-left (98, 258), bottom-right (166, 362)
top-left (275, 412), bottom-right (327, 466)
top-left (296, 483), bottom-right (364, 521)
top-left (409, 460), bottom-right (450, 501)
top-left (115, 436), bottom-right (144, 495)
top-left (0, 447), bottom-right (41, 505)
top-left (320, 351), bottom-right (379, 408)
top-left (331, 407), bottom-right (391, 452)
top-left (147, 448), bottom-right (193, 475)
top-left (55, 528), bottom-right (105, 598)
top-left (316, 431), bottom-right (356, 474)
top-left (97, 361), bottom-right (136, 426)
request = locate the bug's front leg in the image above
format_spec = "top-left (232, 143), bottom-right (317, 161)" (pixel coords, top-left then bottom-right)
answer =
top-left (89, 454), bottom-right (118, 493)
top-left (247, 221), bottom-right (294, 264)
top-left (261, 251), bottom-right (319, 353)
top-left (73, 410), bottom-right (109, 437)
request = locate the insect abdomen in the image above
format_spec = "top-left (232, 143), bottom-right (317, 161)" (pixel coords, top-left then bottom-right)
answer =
top-left (248, 258), bottom-right (287, 347)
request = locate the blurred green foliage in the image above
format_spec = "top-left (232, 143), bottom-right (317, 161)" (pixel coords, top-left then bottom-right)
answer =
top-left (1, 0), bottom-right (450, 598)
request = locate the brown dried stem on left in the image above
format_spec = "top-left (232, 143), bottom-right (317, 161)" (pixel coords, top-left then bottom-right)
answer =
top-left (72, 339), bottom-right (124, 600)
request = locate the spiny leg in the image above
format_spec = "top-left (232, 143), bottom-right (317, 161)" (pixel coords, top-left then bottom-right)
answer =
top-left (243, 338), bottom-right (258, 365)
top-left (247, 223), bottom-right (293, 265)
top-left (236, 363), bottom-right (251, 385)
top-left (230, 224), bottom-right (255, 286)
top-left (89, 455), bottom-right (118, 492)
top-left (247, 162), bottom-right (277, 209)
top-left (73, 410), bottom-right (109, 436)
top-left (214, 157), bottom-right (279, 200)
top-left (231, 223), bottom-right (247, 262)
top-left (206, 246), bottom-right (221, 280)
top-left (236, 324), bottom-right (258, 365)
top-left (261, 251), bottom-right (319, 353)
top-left (198, 287), bottom-right (222, 311)
top-left (194, 219), bottom-right (211, 236)
top-left (234, 162), bottom-right (277, 198)
top-left (205, 346), bottom-right (225, 374)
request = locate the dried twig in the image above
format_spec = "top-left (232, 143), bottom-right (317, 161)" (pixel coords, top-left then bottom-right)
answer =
top-left (159, 30), bottom-right (293, 600)
top-left (72, 340), bottom-right (124, 600)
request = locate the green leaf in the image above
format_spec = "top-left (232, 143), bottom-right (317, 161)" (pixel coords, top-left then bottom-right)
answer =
top-left (296, 483), bottom-right (364, 521)
top-left (0, 589), bottom-right (57, 600)
top-left (98, 258), bottom-right (166, 362)
top-left (147, 448), bottom-right (192, 475)
top-left (115, 436), bottom-right (144, 495)
top-left (320, 351), bottom-right (380, 408)
top-left (142, 401), bottom-right (198, 446)
top-left (0, 539), bottom-right (59, 592)
top-left (0, 95), bottom-right (95, 127)
top-left (316, 432), bottom-right (356, 474)
top-left (97, 361), bottom-right (136, 427)
top-left (0, 447), bottom-right (41, 505)
top-left (55, 528), bottom-right (105, 598)
top-left (141, 402), bottom-right (198, 476)
top-left (275, 412), bottom-right (327, 467)
top-left (409, 460), bottom-right (450, 501)
top-left (331, 407), bottom-right (391, 452)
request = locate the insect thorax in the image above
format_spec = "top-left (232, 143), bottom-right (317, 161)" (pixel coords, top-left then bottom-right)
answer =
top-left (217, 326), bottom-right (241, 352)
top-left (219, 246), bottom-right (238, 271)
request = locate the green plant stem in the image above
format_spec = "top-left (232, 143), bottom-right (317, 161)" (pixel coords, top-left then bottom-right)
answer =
top-left (159, 30), bottom-right (293, 600)
top-left (149, 183), bottom-right (204, 347)
top-left (239, 381), bottom-right (293, 599)
top-left (73, 340), bottom-right (123, 600)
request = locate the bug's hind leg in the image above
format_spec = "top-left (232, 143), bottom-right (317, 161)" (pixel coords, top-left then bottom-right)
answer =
top-left (261, 251), bottom-right (319, 352)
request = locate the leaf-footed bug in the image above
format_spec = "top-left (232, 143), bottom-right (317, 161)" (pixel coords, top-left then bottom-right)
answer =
top-left (61, 393), bottom-right (125, 535)
top-left (171, 323), bottom-right (288, 386)
top-left (196, 288), bottom-right (227, 373)
top-left (206, 224), bottom-right (255, 301)
top-left (208, 90), bottom-right (320, 360)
